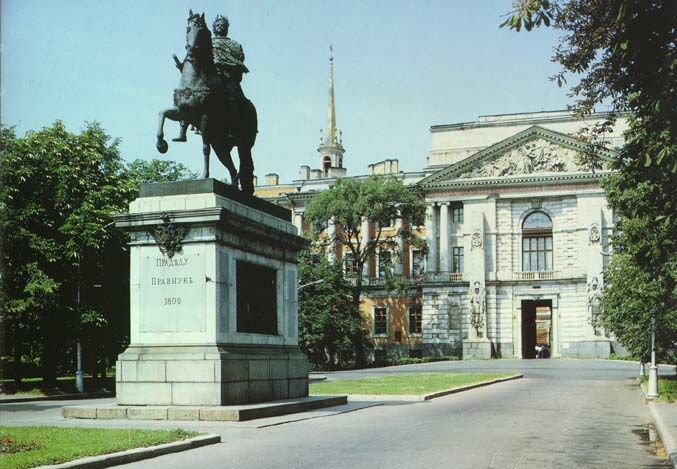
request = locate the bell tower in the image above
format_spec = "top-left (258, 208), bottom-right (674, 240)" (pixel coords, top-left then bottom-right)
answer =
top-left (318, 45), bottom-right (345, 177)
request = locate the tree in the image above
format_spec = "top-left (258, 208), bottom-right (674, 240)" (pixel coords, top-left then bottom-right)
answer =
top-left (0, 122), bottom-right (132, 386)
top-left (0, 122), bottom-right (197, 388)
top-left (303, 175), bottom-right (426, 367)
top-left (501, 0), bottom-right (676, 361)
top-left (126, 159), bottom-right (197, 189)
top-left (297, 251), bottom-right (366, 369)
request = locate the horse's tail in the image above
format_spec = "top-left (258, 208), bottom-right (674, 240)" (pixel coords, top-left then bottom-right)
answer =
top-left (241, 98), bottom-right (258, 148)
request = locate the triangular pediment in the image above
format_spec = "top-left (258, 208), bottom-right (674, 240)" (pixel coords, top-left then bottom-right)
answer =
top-left (419, 126), bottom-right (617, 188)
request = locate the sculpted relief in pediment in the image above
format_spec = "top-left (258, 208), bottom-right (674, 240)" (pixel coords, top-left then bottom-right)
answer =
top-left (458, 139), bottom-right (595, 178)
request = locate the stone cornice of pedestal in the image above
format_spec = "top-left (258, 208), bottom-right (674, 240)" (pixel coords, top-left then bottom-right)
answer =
top-left (140, 179), bottom-right (291, 221)
top-left (113, 207), bottom-right (309, 255)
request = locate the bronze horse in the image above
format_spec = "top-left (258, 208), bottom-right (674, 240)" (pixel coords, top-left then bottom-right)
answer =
top-left (156, 11), bottom-right (257, 194)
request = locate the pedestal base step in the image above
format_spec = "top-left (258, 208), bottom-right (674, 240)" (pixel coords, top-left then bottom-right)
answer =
top-left (463, 339), bottom-right (493, 359)
top-left (63, 395), bottom-right (347, 422)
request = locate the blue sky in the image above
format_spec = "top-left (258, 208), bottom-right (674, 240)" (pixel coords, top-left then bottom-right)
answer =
top-left (2, 0), bottom-right (575, 183)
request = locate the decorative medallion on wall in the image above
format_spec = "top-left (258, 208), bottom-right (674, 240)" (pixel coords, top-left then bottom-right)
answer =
top-left (588, 223), bottom-right (601, 245)
top-left (150, 213), bottom-right (188, 259)
top-left (471, 227), bottom-right (483, 250)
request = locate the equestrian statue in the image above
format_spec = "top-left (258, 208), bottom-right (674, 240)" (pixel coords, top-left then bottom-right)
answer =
top-left (156, 11), bottom-right (257, 194)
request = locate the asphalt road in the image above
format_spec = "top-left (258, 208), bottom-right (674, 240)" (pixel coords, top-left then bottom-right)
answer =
top-left (1, 359), bottom-right (672, 468)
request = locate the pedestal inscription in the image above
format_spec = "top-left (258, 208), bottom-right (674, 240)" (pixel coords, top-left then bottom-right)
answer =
top-left (139, 245), bottom-right (206, 333)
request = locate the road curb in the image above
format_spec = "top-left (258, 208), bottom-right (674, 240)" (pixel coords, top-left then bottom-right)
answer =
top-left (0, 391), bottom-right (114, 404)
top-left (35, 433), bottom-right (221, 469)
top-left (647, 402), bottom-right (677, 468)
top-left (638, 381), bottom-right (676, 467)
top-left (344, 373), bottom-right (523, 402)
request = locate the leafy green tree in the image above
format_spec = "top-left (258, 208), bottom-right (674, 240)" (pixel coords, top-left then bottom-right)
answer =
top-left (0, 122), bottom-right (132, 386)
top-left (304, 175), bottom-right (426, 367)
top-left (501, 0), bottom-right (676, 361)
top-left (0, 122), bottom-right (197, 388)
top-left (126, 159), bottom-right (197, 189)
top-left (297, 251), bottom-right (366, 369)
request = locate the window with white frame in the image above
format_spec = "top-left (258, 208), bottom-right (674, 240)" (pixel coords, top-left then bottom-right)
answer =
top-left (376, 218), bottom-right (395, 229)
top-left (411, 249), bottom-right (426, 277)
top-left (451, 205), bottom-right (464, 223)
top-left (373, 307), bottom-right (388, 336)
top-left (522, 211), bottom-right (553, 272)
top-left (452, 247), bottom-right (464, 273)
top-left (408, 305), bottom-right (422, 334)
top-left (378, 250), bottom-right (392, 278)
top-left (344, 252), bottom-right (359, 275)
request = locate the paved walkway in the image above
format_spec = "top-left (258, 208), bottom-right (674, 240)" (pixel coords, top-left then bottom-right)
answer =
top-left (0, 359), bottom-right (672, 468)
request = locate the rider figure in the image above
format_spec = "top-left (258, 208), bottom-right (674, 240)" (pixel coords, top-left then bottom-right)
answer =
top-left (174, 15), bottom-right (248, 142)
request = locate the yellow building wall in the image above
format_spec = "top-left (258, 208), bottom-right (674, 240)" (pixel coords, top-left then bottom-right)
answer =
top-left (254, 185), bottom-right (295, 199)
top-left (362, 295), bottom-right (423, 347)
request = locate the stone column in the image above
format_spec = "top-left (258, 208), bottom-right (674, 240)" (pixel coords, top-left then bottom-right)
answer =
top-left (439, 203), bottom-right (450, 272)
top-left (425, 204), bottom-right (437, 273)
top-left (360, 216), bottom-right (370, 278)
top-left (293, 212), bottom-right (303, 236)
top-left (394, 214), bottom-right (403, 275)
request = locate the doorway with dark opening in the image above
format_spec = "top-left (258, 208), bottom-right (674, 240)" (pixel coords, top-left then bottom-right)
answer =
top-left (521, 300), bottom-right (552, 358)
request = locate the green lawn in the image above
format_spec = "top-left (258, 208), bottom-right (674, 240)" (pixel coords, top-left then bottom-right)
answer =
top-left (310, 372), bottom-right (517, 396)
top-left (0, 426), bottom-right (198, 469)
top-left (640, 375), bottom-right (677, 403)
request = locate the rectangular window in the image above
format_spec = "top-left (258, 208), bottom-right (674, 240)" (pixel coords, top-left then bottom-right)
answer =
top-left (522, 236), bottom-right (553, 272)
top-left (409, 305), bottom-right (422, 334)
top-left (451, 206), bottom-right (464, 223)
top-left (411, 249), bottom-right (425, 277)
top-left (344, 252), bottom-right (359, 275)
top-left (378, 251), bottom-right (392, 278)
top-left (452, 247), bottom-right (464, 273)
top-left (376, 218), bottom-right (395, 229)
top-left (373, 307), bottom-right (387, 335)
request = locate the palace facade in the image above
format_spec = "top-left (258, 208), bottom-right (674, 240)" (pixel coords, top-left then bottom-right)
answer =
top-left (254, 53), bottom-right (629, 360)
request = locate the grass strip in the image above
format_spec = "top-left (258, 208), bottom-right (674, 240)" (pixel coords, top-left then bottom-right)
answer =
top-left (0, 426), bottom-right (198, 469)
top-left (640, 375), bottom-right (677, 403)
top-left (310, 372), bottom-right (517, 396)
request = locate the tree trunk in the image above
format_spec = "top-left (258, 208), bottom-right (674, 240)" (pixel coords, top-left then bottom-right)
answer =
top-left (13, 343), bottom-right (22, 389)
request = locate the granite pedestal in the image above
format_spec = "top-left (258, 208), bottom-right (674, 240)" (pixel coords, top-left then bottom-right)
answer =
top-left (112, 179), bottom-right (311, 406)
top-left (463, 338), bottom-right (493, 359)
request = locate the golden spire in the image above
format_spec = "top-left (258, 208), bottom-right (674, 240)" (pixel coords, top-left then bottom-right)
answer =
top-left (326, 45), bottom-right (337, 145)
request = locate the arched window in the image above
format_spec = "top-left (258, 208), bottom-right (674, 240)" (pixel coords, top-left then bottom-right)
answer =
top-left (522, 211), bottom-right (553, 272)
top-left (322, 156), bottom-right (331, 177)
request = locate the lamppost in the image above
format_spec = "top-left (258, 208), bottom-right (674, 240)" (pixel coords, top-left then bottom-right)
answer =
top-left (646, 315), bottom-right (659, 399)
top-left (75, 220), bottom-right (115, 393)
top-left (75, 276), bottom-right (84, 393)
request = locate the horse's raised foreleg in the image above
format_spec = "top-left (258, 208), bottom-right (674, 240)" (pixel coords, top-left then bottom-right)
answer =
top-left (211, 138), bottom-right (238, 186)
top-left (156, 107), bottom-right (181, 154)
top-left (200, 114), bottom-right (210, 179)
